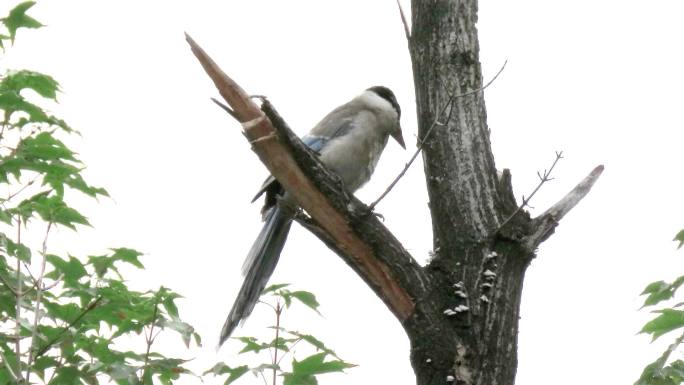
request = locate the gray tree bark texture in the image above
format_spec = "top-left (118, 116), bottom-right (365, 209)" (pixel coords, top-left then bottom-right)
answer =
top-left (404, 2), bottom-right (601, 385)
top-left (408, 1), bottom-right (520, 384)
top-left (187, 3), bottom-right (603, 380)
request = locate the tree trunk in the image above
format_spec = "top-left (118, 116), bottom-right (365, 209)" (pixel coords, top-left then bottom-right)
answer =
top-left (405, 2), bottom-right (528, 384)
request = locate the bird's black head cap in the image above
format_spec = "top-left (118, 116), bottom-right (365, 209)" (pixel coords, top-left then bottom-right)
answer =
top-left (367, 86), bottom-right (401, 119)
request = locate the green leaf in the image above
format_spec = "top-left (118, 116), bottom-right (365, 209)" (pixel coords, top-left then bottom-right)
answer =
top-left (0, 89), bottom-right (46, 123)
top-left (88, 255), bottom-right (117, 278)
top-left (289, 331), bottom-right (340, 359)
top-left (635, 335), bottom-right (684, 385)
top-left (22, 132), bottom-right (76, 160)
top-left (282, 291), bottom-right (292, 308)
top-left (160, 317), bottom-right (198, 348)
top-left (283, 373), bottom-right (318, 385)
top-left (0, 209), bottom-right (12, 225)
top-left (62, 172), bottom-right (108, 198)
top-left (289, 291), bottom-right (321, 313)
top-left (145, 357), bottom-right (190, 383)
top-left (641, 309), bottom-right (684, 341)
top-left (290, 352), bottom-right (355, 377)
top-left (161, 293), bottom-right (180, 318)
top-left (51, 366), bottom-right (82, 385)
top-left (46, 255), bottom-right (87, 287)
top-left (32, 356), bottom-right (59, 381)
top-left (223, 366), bottom-right (249, 385)
top-left (264, 283), bottom-right (290, 294)
top-left (106, 362), bottom-right (137, 383)
top-left (643, 281), bottom-right (670, 295)
top-left (14, 193), bottom-right (90, 229)
top-left (0, 34), bottom-right (9, 50)
top-left (204, 362), bottom-right (232, 376)
top-left (674, 229), bottom-right (684, 250)
top-left (236, 336), bottom-right (269, 354)
top-left (1, 70), bottom-right (60, 99)
top-left (110, 248), bottom-right (144, 269)
top-left (250, 363), bottom-right (279, 375)
top-left (267, 334), bottom-right (290, 352)
top-left (203, 363), bottom-right (249, 385)
top-left (1, 1), bottom-right (43, 41)
top-left (0, 90), bottom-right (72, 132)
top-left (43, 302), bottom-right (82, 323)
top-left (88, 249), bottom-right (145, 278)
top-left (641, 277), bottom-right (684, 308)
top-left (2, 236), bottom-right (31, 262)
top-left (0, 349), bottom-right (21, 382)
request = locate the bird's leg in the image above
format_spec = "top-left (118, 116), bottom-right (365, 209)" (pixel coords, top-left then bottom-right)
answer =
top-left (355, 203), bottom-right (385, 221)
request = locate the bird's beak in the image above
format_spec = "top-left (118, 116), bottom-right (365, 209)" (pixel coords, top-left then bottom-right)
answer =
top-left (391, 127), bottom-right (406, 149)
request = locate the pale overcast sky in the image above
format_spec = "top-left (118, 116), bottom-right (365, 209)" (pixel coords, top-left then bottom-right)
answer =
top-left (4, 1), bottom-right (684, 384)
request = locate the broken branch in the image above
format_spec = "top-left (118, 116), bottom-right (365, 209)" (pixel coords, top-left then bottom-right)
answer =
top-left (525, 164), bottom-right (605, 249)
top-left (397, 0), bottom-right (411, 40)
top-left (186, 33), bottom-right (420, 321)
top-left (497, 151), bottom-right (563, 232)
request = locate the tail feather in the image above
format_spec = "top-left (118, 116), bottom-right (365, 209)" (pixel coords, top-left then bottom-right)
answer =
top-left (219, 207), bottom-right (292, 346)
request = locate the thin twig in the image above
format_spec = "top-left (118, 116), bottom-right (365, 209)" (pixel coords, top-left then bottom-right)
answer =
top-left (25, 221), bottom-right (53, 384)
top-left (257, 299), bottom-right (278, 313)
top-left (22, 261), bottom-right (40, 288)
top-left (33, 296), bottom-right (104, 358)
top-left (46, 356), bottom-right (64, 384)
top-left (38, 275), bottom-right (62, 292)
top-left (20, 261), bottom-right (58, 295)
top-left (14, 216), bottom-right (22, 371)
top-left (141, 298), bottom-right (160, 384)
top-left (497, 151), bottom-right (564, 231)
top-left (369, 60), bottom-right (508, 210)
top-left (272, 301), bottom-right (282, 385)
top-left (7, 176), bottom-right (39, 201)
top-left (396, 0), bottom-right (411, 40)
top-left (0, 120), bottom-right (8, 143)
top-left (277, 337), bottom-right (303, 366)
top-left (259, 370), bottom-right (269, 385)
top-left (211, 97), bottom-right (240, 121)
top-left (369, 97), bottom-right (455, 211)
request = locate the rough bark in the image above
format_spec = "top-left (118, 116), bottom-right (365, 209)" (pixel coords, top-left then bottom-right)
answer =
top-left (187, 1), bottom-right (603, 382)
top-left (407, 1), bottom-right (523, 384)
top-left (405, 2), bottom-right (601, 385)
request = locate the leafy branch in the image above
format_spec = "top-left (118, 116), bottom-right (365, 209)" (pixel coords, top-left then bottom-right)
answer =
top-left (636, 230), bottom-right (684, 385)
top-left (0, 3), bottom-right (201, 384)
top-left (207, 284), bottom-right (353, 385)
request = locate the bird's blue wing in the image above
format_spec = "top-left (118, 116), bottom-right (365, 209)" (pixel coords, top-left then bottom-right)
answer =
top-left (302, 135), bottom-right (329, 153)
top-left (251, 134), bottom-right (333, 203)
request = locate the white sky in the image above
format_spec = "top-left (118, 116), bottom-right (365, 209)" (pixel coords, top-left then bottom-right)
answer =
top-left (3, 1), bottom-right (684, 384)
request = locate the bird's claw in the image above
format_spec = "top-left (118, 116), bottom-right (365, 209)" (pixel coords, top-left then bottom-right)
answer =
top-left (360, 205), bottom-right (384, 221)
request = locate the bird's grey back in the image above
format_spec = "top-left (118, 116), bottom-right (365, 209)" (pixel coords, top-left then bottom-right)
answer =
top-left (308, 92), bottom-right (398, 191)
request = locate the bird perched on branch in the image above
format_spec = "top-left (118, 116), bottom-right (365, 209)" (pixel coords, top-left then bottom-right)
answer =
top-left (219, 86), bottom-right (405, 346)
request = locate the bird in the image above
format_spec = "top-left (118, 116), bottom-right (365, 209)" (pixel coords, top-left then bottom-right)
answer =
top-left (219, 86), bottom-right (405, 346)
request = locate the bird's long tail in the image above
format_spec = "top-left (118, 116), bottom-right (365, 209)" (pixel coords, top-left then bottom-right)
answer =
top-left (219, 206), bottom-right (293, 346)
